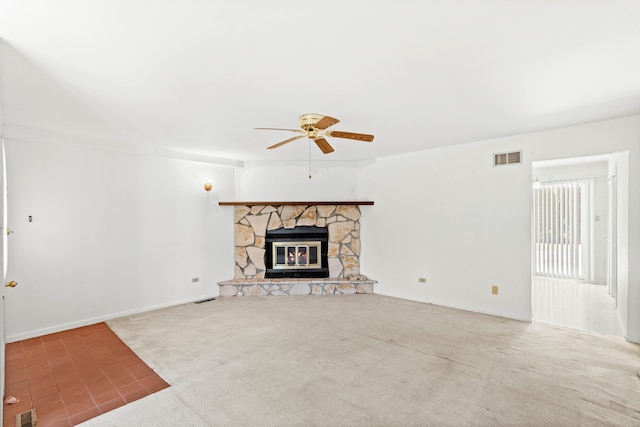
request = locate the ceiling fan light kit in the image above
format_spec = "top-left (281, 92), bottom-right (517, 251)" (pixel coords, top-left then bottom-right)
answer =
top-left (255, 113), bottom-right (374, 155)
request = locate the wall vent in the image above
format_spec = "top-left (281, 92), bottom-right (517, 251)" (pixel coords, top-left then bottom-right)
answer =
top-left (493, 151), bottom-right (522, 166)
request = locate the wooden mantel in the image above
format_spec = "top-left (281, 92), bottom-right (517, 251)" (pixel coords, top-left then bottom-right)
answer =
top-left (218, 201), bottom-right (374, 206)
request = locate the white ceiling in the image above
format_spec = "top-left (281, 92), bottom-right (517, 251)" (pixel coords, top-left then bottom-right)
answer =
top-left (1, 0), bottom-right (639, 163)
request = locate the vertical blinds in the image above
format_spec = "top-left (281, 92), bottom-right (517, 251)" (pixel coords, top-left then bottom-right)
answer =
top-left (533, 181), bottom-right (582, 279)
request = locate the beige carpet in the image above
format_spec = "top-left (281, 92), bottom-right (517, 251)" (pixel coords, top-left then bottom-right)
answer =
top-left (79, 295), bottom-right (640, 426)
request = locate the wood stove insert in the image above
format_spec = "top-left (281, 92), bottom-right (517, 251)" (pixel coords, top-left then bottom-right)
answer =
top-left (265, 226), bottom-right (329, 278)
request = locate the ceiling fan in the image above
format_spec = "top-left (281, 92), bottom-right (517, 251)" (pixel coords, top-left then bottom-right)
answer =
top-left (255, 113), bottom-right (374, 154)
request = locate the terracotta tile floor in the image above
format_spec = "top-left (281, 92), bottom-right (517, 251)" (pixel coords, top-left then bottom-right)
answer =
top-left (3, 322), bottom-right (169, 427)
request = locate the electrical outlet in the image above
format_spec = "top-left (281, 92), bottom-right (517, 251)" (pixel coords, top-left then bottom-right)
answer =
top-left (418, 277), bottom-right (427, 283)
top-left (192, 277), bottom-right (200, 283)
top-left (491, 285), bottom-right (499, 295)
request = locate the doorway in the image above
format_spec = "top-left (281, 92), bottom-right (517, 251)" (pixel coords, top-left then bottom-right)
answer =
top-left (531, 154), bottom-right (622, 336)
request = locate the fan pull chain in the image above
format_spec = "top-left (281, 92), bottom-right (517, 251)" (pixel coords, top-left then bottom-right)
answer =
top-left (308, 138), bottom-right (312, 179)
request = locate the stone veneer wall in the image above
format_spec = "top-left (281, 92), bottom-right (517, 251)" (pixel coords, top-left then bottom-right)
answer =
top-left (234, 204), bottom-right (362, 279)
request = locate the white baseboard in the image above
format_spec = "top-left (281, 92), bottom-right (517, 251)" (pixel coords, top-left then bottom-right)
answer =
top-left (6, 295), bottom-right (217, 343)
top-left (374, 289), bottom-right (532, 323)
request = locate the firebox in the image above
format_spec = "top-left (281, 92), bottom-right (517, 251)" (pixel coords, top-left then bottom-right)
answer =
top-left (265, 226), bottom-right (329, 278)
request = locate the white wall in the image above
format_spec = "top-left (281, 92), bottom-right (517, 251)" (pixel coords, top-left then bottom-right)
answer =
top-left (4, 140), bottom-right (236, 341)
top-left (237, 160), bottom-right (361, 201)
top-left (359, 115), bottom-right (640, 341)
top-left (359, 141), bottom-right (533, 321)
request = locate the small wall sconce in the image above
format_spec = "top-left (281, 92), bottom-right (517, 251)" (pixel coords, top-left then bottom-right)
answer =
top-left (203, 181), bottom-right (213, 192)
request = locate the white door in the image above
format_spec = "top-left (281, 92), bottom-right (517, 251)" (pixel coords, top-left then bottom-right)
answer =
top-left (0, 139), bottom-right (7, 418)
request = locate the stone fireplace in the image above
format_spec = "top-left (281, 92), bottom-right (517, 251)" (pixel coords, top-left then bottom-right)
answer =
top-left (217, 202), bottom-right (377, 296)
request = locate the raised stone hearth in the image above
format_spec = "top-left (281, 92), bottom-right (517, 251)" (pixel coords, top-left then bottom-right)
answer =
top-left (218, 278), bottom-right (376, 297)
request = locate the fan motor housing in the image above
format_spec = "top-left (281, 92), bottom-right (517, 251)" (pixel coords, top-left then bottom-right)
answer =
top-left (298, 113), bottom-right (323, 131)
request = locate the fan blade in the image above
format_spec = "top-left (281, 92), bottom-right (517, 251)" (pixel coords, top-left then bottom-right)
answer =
top-left (314, 137), bottom-right (335, 154)
top-left (267, 135), bottom-right (306, 150)
top-left (255, 127), bottom-right (304, 133)
top-left (326, 130), bottom-right (374, 142)
top-left (314, 116), bottom-right (340, 130)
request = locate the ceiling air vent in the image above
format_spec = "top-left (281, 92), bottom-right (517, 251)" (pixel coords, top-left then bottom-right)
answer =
top-left (493, 151), bottom-right (521, 166)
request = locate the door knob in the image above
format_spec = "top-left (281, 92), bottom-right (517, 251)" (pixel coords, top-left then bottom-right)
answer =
top-left (5, 281), bottom-right (17, 288)
top-left (6, 228), bottom-right (13, 236)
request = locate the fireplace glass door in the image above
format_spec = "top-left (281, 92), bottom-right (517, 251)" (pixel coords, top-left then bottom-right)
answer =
top-left (265, 226), bottom-right (328, 278)
top-left (272, 241), bottom-right (321, 270)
